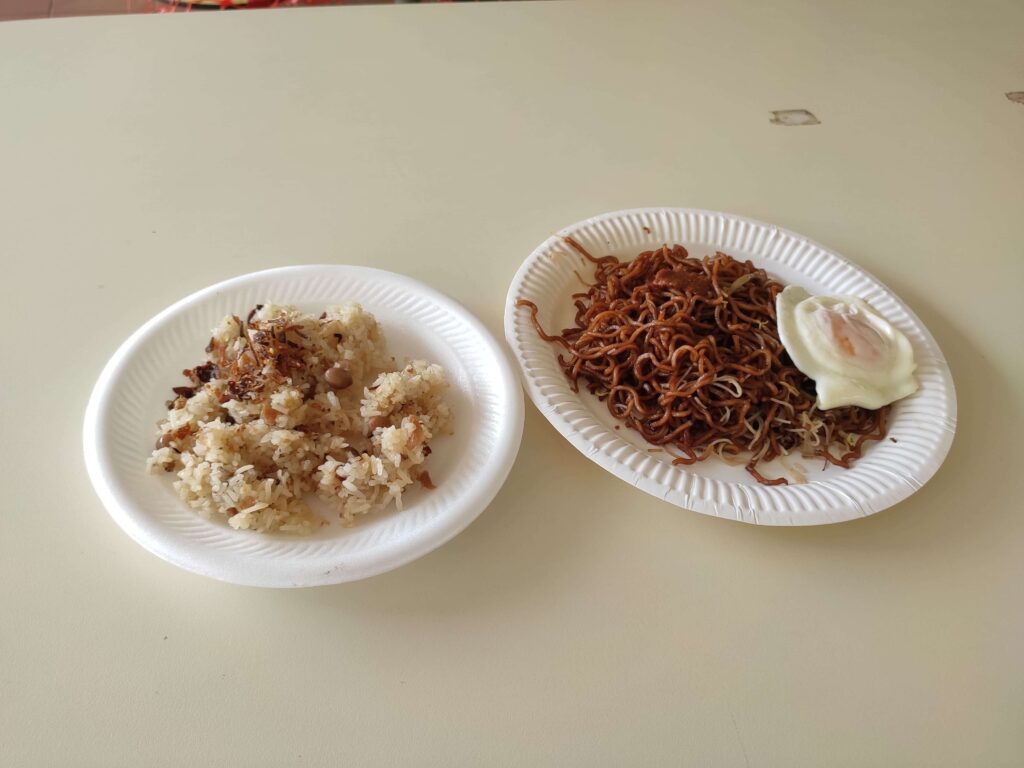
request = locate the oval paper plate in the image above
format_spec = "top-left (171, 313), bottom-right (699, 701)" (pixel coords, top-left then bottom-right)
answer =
top-left (85, 265), bottom-right (524, 586)
top-left (504, 208), bottom-right (956, 525)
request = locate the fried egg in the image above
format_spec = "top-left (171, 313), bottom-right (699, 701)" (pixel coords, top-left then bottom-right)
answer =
top-left (776, 286), bottom-right (918, 410)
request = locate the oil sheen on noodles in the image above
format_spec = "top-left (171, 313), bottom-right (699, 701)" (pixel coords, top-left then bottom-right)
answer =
top-left (517, 237), bottom-right (888, 485)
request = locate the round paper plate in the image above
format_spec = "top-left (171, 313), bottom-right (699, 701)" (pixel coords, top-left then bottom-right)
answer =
top-left (85, 265), bottom-right (523, 586)
top-left (504, 208), bottom-right (956, 525)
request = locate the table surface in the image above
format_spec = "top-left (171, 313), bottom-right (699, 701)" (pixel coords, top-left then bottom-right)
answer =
top-left (2, 1), bottom-right (1022, 765)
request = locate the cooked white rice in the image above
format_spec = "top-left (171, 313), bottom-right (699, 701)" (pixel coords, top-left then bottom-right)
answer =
top-left (147, 303), bottom-right (452, 533)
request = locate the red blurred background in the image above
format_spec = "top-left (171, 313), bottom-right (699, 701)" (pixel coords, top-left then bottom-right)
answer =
top-left (3, 0), bottom-right (502, 22)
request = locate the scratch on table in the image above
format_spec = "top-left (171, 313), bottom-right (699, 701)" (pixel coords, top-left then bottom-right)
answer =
top-left (729, 706), bottom-right (751, 768)
top-left (770, 108), bottom-right (820, 126)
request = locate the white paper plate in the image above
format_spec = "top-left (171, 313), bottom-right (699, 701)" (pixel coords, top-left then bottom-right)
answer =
top-left (85, 266), bottom-right (523, 586)
top-left (504, 208), bottom-right (956, 525)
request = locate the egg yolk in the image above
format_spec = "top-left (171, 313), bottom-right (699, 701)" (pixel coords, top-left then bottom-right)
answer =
top-left (814, 306), bottom-right (886, 365)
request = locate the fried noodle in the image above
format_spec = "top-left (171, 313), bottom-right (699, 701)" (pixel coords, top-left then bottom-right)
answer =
top-left (517, 237), bottom-right (888, 485)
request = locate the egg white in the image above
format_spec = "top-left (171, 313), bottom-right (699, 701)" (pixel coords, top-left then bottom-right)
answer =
top-left (776, 285), bottom-right (918, 410)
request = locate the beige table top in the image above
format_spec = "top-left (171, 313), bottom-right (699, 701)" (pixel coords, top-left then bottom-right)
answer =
top-left (2, 1), bottom-right (1022, 765)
